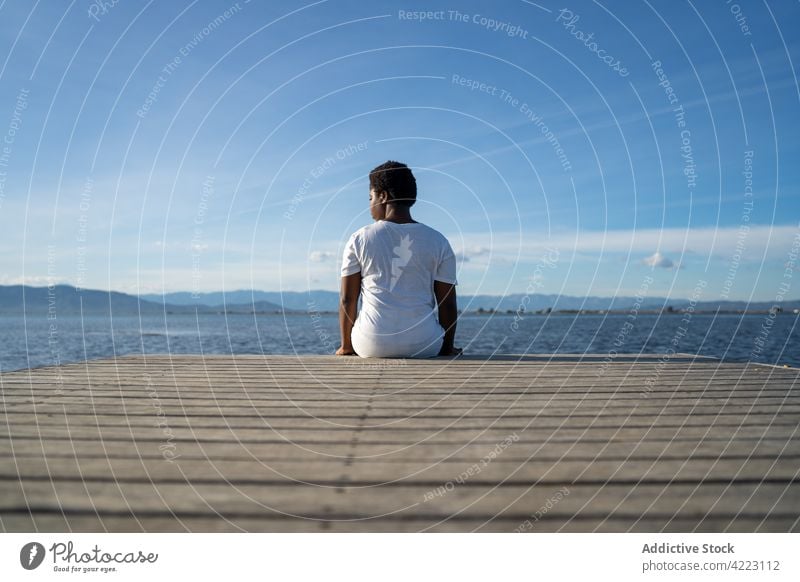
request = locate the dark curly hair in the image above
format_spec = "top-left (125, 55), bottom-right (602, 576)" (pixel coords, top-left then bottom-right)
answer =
top-left (369, 160), bottom-right (417, 208)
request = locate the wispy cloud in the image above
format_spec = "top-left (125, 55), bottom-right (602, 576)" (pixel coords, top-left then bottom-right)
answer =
top-left (442, 224), bottom-right (799, 261)
top-left (0, 275), bottom-right (61, 286)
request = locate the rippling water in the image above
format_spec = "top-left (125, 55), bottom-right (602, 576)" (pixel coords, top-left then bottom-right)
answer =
top-left (1, 311), bottom-right (797, 373)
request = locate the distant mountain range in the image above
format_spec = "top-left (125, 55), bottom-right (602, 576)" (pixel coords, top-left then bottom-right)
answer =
top-left (0, 285), bottom-right (283, 315)
top-left (140, 289), bottom-right (800, 313)
top-left (1, 285), bottom-right (797, 316)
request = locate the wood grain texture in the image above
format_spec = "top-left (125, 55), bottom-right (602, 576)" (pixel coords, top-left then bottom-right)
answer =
top-left (1, 353), bottom-right (798, 532)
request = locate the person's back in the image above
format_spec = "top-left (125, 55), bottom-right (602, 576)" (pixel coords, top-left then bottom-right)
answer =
top-left (336, 160), bottom-right (461, 359)
top-left (341, 220), bottom-right (457, 357)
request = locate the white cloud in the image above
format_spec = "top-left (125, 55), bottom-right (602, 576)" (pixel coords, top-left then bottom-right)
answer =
top-left (309, 251), bottom-right (336, 263)
top-left (641, 251), bottom-right (678, 269)
top-left (455, 246), bottom-right (490, 262)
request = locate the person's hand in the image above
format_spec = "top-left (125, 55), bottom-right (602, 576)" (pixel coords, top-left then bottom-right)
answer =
top-left (335, 346), bottom-right (357, 356)
top-left (438, 346), bottom-right (463, 357)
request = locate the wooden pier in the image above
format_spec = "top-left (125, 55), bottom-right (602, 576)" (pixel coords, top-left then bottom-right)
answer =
top-left (1, 353), bottom-right (798, 532)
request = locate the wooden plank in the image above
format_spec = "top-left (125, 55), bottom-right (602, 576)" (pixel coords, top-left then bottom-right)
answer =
top-left (3, 406), bottom-right (799, 424)
top-left (3, 413), bottom-right (799, 430)
top-left (2, 480), bottom-right (798, 519)
top-left (2, 438), bottom-right (797, 463)
top-left (3, 513), bottom-right (796, 533)
top-left (3, 429), bottom-right (794, 448)
top-left (5, 381), bottom-right (794, 396)
top-left (3, 456), bottom-right (799, 484)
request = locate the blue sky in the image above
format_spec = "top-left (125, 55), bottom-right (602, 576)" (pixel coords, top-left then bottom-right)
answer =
top-left (0, 0), bottom-right (798, 300)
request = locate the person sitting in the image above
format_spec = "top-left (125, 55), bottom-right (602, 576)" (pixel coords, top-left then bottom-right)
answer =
top-left (335, 160), bottom-right (462, 358)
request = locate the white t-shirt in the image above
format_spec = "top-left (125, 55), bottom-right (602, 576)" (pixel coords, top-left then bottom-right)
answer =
top-left (341, 220), bottom-right (458, 357)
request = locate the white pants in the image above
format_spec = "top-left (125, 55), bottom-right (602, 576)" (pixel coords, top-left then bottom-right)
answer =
top-left (351, 324), bottom-right (443, 358)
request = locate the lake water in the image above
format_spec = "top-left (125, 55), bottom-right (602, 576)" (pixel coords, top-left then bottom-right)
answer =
top-left (1, 312), bottom-right (797, 373)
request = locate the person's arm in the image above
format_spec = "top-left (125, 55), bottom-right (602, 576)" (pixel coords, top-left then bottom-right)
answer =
top-left (336, 271), bottom-right (362, 355)
top-left (434, 280), bottom-right (461, 356)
